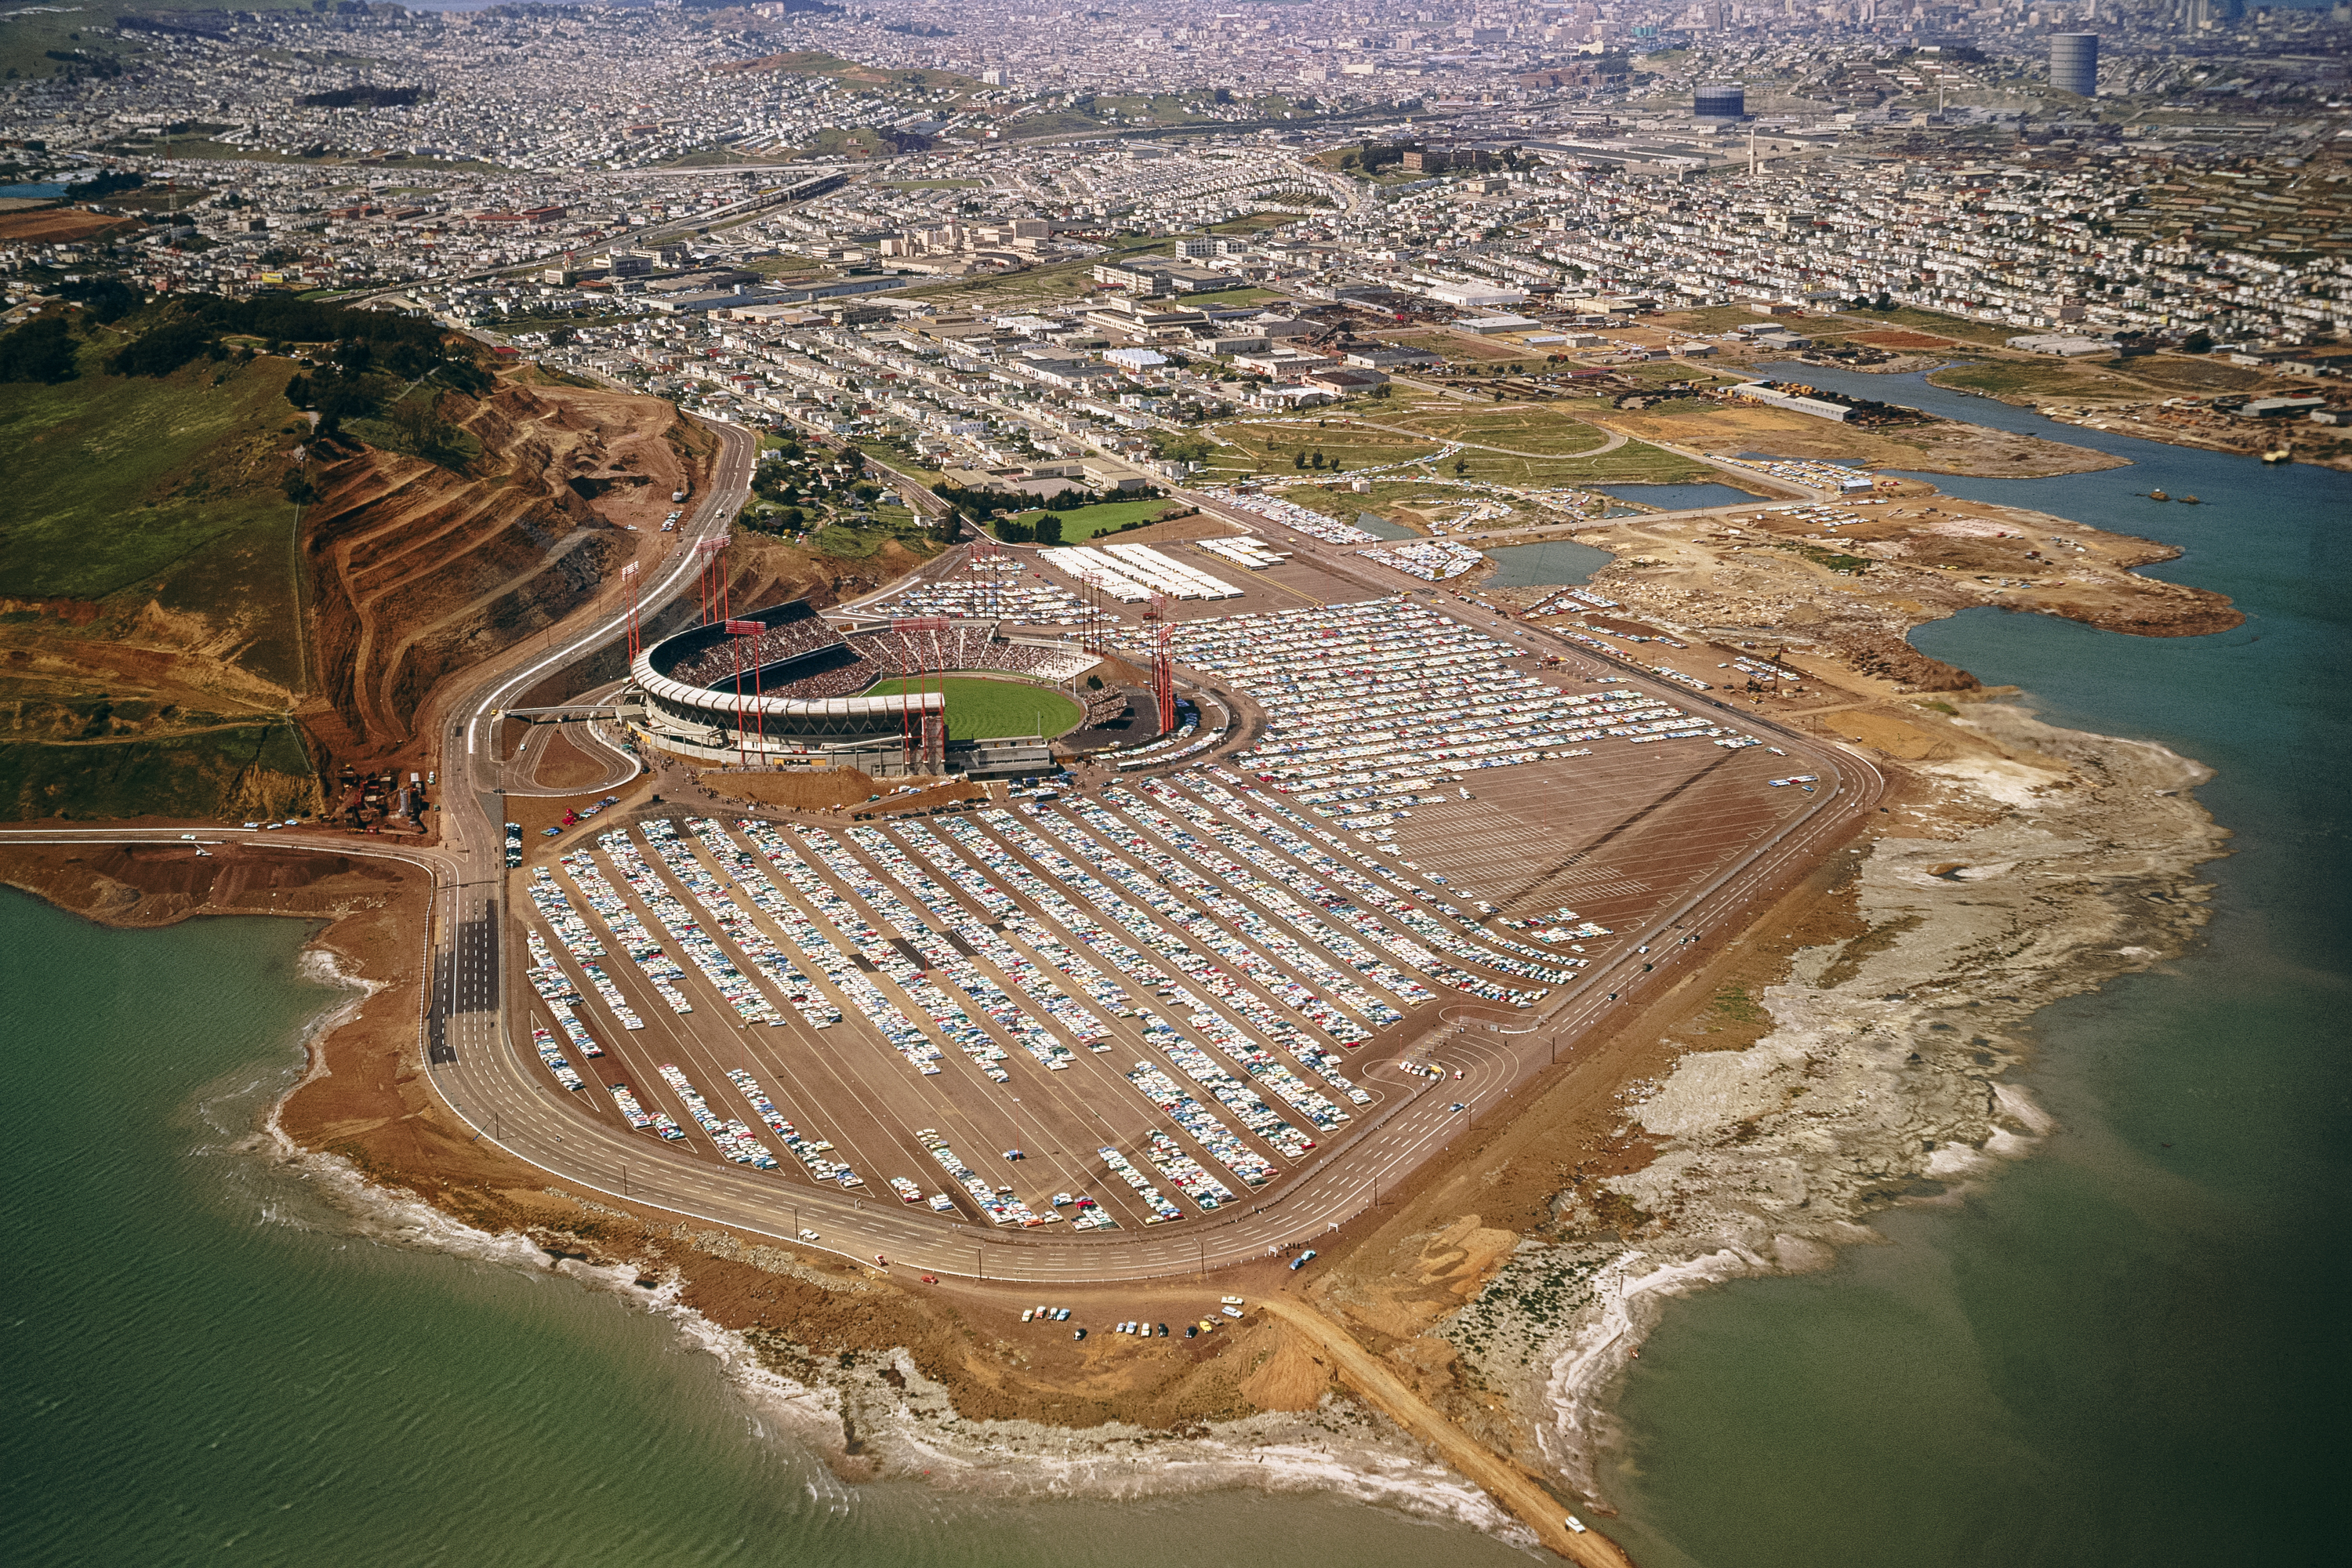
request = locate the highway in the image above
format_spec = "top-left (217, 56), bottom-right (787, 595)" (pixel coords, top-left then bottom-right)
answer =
top-left (403, 471), bottom-right (1879, 1284)
top-left (0, 421), bottom-right (1879, 1289)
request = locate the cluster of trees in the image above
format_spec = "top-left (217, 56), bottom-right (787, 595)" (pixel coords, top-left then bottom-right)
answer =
top-left (0, 275), bottom-right (172, 384)
top-left (106, 291), bottom-right (470, 384)
top-left (991, 514), bottom-right (1063, 545)
top-left (296, 85), bottom-right (426, 108)
top-left (0, 314), bottom-right (78, 384)
top-left (928, 475), bottom-right (1028, 517)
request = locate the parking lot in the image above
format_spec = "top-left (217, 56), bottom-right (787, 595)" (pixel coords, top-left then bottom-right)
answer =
top-left (506, 583), bottom-right (1816, 1243)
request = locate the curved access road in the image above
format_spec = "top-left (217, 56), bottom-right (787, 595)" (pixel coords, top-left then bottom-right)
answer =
top-left (400, 484), bottom-right (1881, 1286)
top-left (1, 405), bottom-right (1876, 1297)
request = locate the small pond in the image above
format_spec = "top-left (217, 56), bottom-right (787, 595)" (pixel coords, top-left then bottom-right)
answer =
top-left (1353, 512), bottom-right (1420, 540)
top-left (1482, 539), bottom-right (1615, 588)
top-left (1592, 481), bottom-right (1762, 512)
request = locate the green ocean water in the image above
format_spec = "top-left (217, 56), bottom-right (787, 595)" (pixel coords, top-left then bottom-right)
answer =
top-left (1599, 371), bottom-right (2350, 1566)
top-left (8, 376), bottom-right (2343, 1567)
top-left (0, 892), bottom-right (1530, 1566)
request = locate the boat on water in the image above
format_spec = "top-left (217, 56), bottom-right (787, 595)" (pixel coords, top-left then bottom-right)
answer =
top-left (2262, 448), bottom-right (2292, 465)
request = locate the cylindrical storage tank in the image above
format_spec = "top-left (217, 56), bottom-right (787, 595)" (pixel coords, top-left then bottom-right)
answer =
top-left (2049, 33), bottom-right (2099, 98)
top-left (1694, 82), bottom-right (1746, 119)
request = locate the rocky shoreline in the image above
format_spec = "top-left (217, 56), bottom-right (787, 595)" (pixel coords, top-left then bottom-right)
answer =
top-left (1431, 695), bottom-right (2227, 1506)
top-left (0, 521), bottom-right (2241, 1553)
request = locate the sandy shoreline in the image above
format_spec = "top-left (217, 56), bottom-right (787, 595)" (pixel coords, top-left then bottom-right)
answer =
top-left (1434, 696), bottom-right (2227, 1505)
top-left (0, 685), bottom-right (2227, 1551)
top-left (0, 458), bottom-right (2245, 1554)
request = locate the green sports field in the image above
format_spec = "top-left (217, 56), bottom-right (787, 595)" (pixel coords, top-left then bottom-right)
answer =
top-left (862, 677), bottom-right (1082, 739)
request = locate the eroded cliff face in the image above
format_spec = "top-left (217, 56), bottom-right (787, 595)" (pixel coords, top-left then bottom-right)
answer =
top-left (296, 378), bottom-right (703, 773)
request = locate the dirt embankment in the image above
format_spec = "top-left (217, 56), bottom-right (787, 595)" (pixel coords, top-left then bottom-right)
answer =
top-left (689, 766), bottom-right (984, 816)
top-left (2, 463), bottom-right (2251, 1551)
top-left (297, 379), bottom-right (708, 783)
top-left (1, 838), bottom-right (411, 929)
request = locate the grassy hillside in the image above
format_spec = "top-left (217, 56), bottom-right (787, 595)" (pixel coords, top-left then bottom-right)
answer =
top-left (2, 344), bottom-right (312, 690)
top-left (0, 328), bottom-right (328, 820)
top-left (0, 720), bottom-right (316, 822)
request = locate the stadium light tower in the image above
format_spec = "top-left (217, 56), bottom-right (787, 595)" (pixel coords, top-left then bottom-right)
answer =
top-left (695, 535), bottom-right (730, 626)
top-left (1153, 620), bottom-right (1176, 736)
top-left (724, 617), bottom-right (765, 766)
top-left (621, 561), bottom-right (643, 663)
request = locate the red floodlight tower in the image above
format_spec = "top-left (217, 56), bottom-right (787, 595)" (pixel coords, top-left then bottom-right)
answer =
top-left (1080, 578), bottom-right (1103, 657)
top-left (694, 535), bottom-right (730, 626)
top-left (1153, 620), bottom-right (1177, 736)
top-left (620, 561), bottom-right (644, 663)
top-left (892, 615), bottom-right (949, 773)
top-left (724, 618), bottom-right (765, 766)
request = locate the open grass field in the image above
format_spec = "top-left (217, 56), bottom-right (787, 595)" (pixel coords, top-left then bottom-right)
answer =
top-left (2116, 355), bottom-right (2270, 394)
top-left (1821, 306), bottom-right (2021, 348)
top-left (1927, 358), bottom-right (2150, 401)
top-left (1169, 286), bottom-right (1284, 308)
top-left (1001, 497), bottom-right (1171, 542)
top-left (1443, 440), bottom-right (1709, 488)
top-left (1206, 419), bottom-right (1446, 475)
top-left (1, 348), bottom-right (312, 692)
top-left (1652, 305), bottom-right (1782, 335)
top-left (0, 720), bottom-right (316, 822)
top-left (1368, 406), bottom-right (1611, 454)
top-left (864, 676), bottom-right (1081, 739)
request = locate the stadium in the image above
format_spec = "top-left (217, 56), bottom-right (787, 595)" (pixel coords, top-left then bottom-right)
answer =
top-left (626, 600), bottom-right (1105, 776)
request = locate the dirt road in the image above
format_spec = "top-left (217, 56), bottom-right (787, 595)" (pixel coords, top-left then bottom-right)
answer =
top-left (1255, 1292), bottom-right (1635, 1566)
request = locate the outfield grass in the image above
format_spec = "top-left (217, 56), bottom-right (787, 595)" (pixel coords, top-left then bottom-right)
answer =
top-left (1001, 497), bottom-right (1172, 543)
top-left (864, 676), bottom-right (1082, 739)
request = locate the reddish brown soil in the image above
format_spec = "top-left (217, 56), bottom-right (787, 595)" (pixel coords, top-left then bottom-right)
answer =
top-left (299, 378), bottom-right (712, 785)
top-left (0, 209), bottom-right (140, 242)
top-left (531, 730), bottom-right (609, 790)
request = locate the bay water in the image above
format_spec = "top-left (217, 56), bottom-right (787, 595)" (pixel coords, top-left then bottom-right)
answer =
top-left (6, 372), bottom-right (2342, 1565)
top-left (0, 891), bottom-right (1527, 1566)
top-left (1599, 369), bottom-right (2350, 1565)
